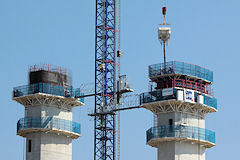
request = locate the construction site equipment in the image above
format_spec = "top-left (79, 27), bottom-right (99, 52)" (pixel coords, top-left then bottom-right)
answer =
top-left (12, 1), bottom-right (218, 160)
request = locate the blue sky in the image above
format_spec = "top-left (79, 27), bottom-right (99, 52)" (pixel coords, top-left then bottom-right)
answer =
top-left (0, 0), bottom-right (239, 159)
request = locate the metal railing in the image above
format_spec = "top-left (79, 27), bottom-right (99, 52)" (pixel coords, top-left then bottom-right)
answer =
top-left (203, 94), bottom-right (217, 109)
top-left (140, 89), bottom-right (177, 104)
top-left (146, 125), bottom-right (215, 144)
top-left (30, 64), bottom-right (69, 75)
top-left (149, 61), bottom-right (213, 83)
top-left (17, 117), bottom-right (81, 134)
top-left (13, 83), bottom-right (84, 103)
top-left (174, 79), bottom-right (214, 97)
top-left (139, 88), bottom-right (217, 110)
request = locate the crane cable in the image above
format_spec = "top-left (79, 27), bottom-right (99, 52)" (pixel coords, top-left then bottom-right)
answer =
top-left (22, 138), bottom-right (25, 160)
top-left (117, 0), bottom-right (121, 51)
top-left (117, 0), bottom-right (121, 160)
top-left (198, 108), bottom-right (200, 160)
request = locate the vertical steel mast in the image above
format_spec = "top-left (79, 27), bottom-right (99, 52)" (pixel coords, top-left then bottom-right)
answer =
top-left (95, 0), bottom-right (116, 160)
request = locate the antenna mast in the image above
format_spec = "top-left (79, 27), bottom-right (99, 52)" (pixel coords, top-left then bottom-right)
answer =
top-left (158, 6), bottom-right (171, 71)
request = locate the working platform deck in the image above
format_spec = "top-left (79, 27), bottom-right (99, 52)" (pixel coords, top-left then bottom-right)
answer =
top-left (149, 61), bottom-right (213, 83)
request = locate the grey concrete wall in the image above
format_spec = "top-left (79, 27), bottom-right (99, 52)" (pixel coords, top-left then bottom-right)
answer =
top-left (25, 104), bottom-right (74, 160)
top-left (174, 113), bottom-right (205, 128)
top-left (26, 133), bottom-right (41, 160)
top-left (175, 142), bottom-right (205, 160)
top-left (157, 142), bottom-right (175, 160)
top-left (157, 112), bottom-right (175, 126)
top-left (156, 111), bottom-right (206, 160)
top-left (41, 106), bottom-right (72, 120)
top-left (26, 105), bottom-right (72, 121)
top-left (157, 141), bottom-right (205, 160)
top-left (26, 133), bottom-right (72, 160)
top-left (40, 133), bottom-right (72, 160)
top-left (26, 106), bottom-right (42, 117)
top-left (157, 112), bottom-right (205, 128)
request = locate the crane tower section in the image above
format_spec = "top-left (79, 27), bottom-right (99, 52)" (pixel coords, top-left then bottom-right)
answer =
top-left (95, 0), bottom-right (116, 160)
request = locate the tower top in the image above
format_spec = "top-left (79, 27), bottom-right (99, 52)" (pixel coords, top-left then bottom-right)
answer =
top-left (29, 64), bottom-right (72, 87)
top-left (29, 64), bottom-right (70, 75)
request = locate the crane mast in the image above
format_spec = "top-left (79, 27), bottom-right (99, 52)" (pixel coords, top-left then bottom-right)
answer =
top-left (95, 0), bottom-right (117, 160)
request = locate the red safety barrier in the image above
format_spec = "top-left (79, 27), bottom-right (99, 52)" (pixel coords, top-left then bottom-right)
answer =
top-left (172, 79), bottom-right (214, 97)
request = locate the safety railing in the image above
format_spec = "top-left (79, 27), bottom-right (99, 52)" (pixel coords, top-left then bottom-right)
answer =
top-left (174, 79), bottom-right (214, 97)
top-left (13, 83), bottom-right (84, 103)
top-left (29, 64), bottom-right (69, 75)
top-left (203, 94), bottom-right (217, 110)
top-left (140, 89), bottom-right (177, 104)
top-left (17, 117), bottom-right (81, 135)
top-left (139, 88), bottom-right (217, 110)
top-left (149, 61), bottom-right (213, 83)
top-left (146, 125), bottom-right (215, 144)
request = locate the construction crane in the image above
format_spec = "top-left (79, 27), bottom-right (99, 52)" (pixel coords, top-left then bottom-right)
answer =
top-left (94, 1), bottom-right (118, 160)
top-left (75, 1), bottom-right (169, 160)
top-left (75, 1), bottom-right (133, 160)
top-left (76, 1), bottom-right (170, 160)
top-left (75, 1), bottom-right (217, 160)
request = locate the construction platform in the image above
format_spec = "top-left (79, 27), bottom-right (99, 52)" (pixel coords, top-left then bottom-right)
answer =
top-left (17, 117), bottom-right (81, 139)
top-left (146, 125), bottom-right (215, 148)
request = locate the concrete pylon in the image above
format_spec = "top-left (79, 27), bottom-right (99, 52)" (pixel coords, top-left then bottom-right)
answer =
top-left (13, 64), bottom-right (84, 160)
top-left (140, 61), bottom-right (217, 160)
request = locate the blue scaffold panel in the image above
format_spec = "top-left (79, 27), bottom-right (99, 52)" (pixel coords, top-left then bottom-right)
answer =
top-left (146, 125), bottom-right (215, 144)
top-left (17, 117), bottom-right (81, 134)
top-left (13, 83), bottom-right (84, 103)
top-left (203, 94), bottom-right (218, 110)
top-left (149, 61), bottom-right (213, 83)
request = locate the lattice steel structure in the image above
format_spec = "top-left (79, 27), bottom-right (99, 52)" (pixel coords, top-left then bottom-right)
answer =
top-left (94, 0), bottom-right (116, 160)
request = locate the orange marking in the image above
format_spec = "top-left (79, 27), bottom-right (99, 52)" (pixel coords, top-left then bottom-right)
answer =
top-left (104, 60), bottom-right (120, 66)
top-left (104, 94), bottom-right (113, 97)
top-left (104, 27), bottom-right (120, 32)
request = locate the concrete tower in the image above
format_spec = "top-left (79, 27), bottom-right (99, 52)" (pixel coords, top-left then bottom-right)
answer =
top-left (13, 64), bottom-right (84, 160)
top-left (139, 6), bottom-right (217, 160)
top-left (140, 61), bottom-right (217, 160)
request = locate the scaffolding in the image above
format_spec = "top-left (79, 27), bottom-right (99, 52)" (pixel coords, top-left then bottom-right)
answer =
top-left (149, 61), bottom-right (214, 83)
top-left (17, 117), bottom-right (81, 134)
top-left (13, 83), bottom-right (84, 103)
top-left (29, 64), bottom-right (69, 75)
top-left (139, 88), bottom-right (217, 110)
top-left (146, 125), bottom-right (215, 144)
